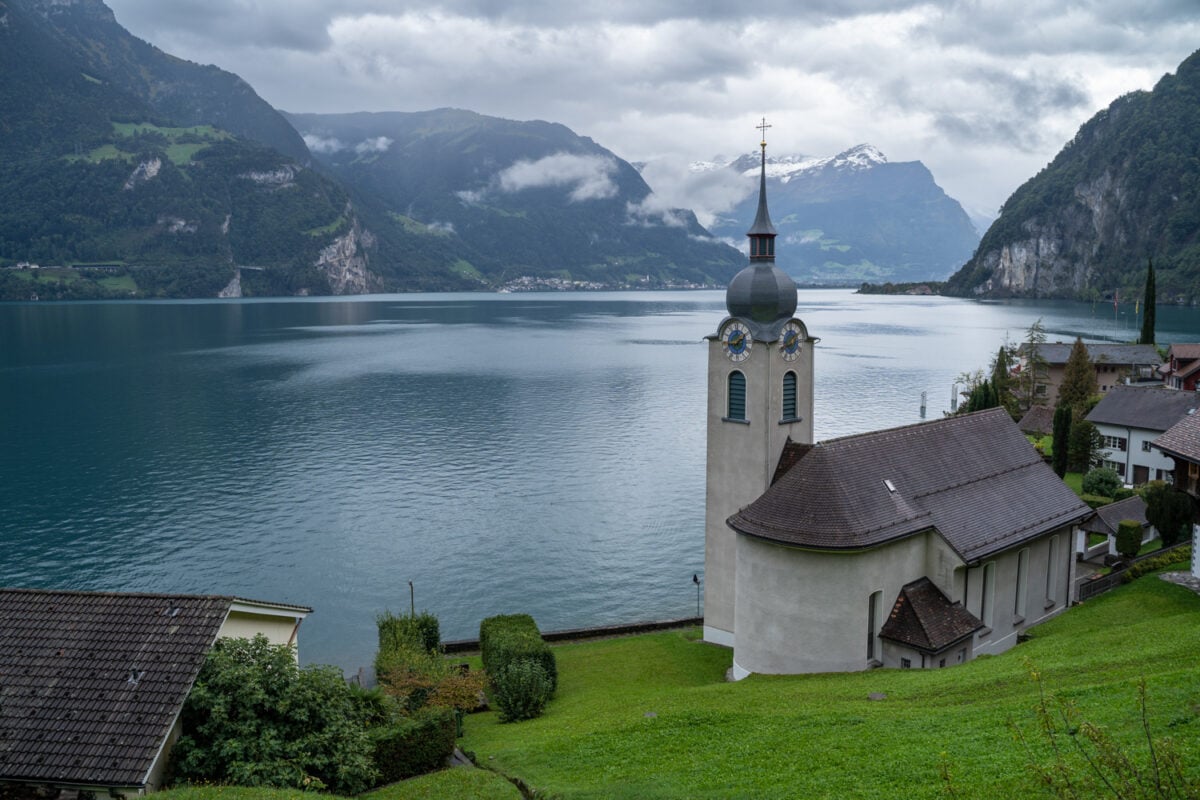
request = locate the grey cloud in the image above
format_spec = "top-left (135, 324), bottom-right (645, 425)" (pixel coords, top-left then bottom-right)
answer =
top-left (496, 153), bottom-right (619, 202)
top-left (354, 136), bottom-right (393, 154)
top-left (303, 134), bottom-right (344, 153)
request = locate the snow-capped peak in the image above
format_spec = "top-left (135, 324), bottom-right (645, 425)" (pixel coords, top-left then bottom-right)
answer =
top-left (690, 144), bottom-right (888, 183)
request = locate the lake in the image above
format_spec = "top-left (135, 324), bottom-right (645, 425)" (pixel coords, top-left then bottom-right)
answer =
top-left (2, 289), bottom-right (1196, 671)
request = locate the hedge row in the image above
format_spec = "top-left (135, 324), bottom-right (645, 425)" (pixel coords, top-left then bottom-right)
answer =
top-left (1122, 545), bottom-right (1193, 583)
top-left (479, 613), bottom-right (557, 693)
top-left (378, 610), bottom-right (441, 654)
top-left (369, 707), bottom-right (456, 784)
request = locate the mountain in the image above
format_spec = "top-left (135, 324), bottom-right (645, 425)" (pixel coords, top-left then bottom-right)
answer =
top-left (0, 0), bottom-right (433, 299)
top-left (697, 145), bottom-right (980, 284)
top-left (286, 109), bottom-right (745, 289)
top-left (945, 48), bottom-right (1200, 301)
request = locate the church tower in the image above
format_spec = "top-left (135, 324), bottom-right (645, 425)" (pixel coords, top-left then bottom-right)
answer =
top-left (703, 120), bottom-right (816, 647)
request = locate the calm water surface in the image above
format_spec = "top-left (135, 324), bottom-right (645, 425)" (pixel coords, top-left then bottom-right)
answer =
top-left (2, 290), bottom-right (1198, 670)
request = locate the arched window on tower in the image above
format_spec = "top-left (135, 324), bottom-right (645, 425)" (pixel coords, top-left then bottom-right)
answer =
top-left (727, 371), bottom-right (746, 421)
top-left (782, 371), bottom-right (797, 421)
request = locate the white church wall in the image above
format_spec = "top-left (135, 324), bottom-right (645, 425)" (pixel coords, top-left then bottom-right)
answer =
top-left (732, 533), bottom-right (927, 676)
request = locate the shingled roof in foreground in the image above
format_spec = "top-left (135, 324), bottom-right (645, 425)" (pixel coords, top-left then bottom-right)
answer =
top-left (0, 589), bottom-right (308, 792)
top-left (729, 408), bottom-right (1091, 562)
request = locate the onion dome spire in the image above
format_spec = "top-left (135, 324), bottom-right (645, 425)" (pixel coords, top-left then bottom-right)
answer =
top-left (725, 117), bottom-right (796, 327)
top-left (747, 117), bottom-right (777, 261)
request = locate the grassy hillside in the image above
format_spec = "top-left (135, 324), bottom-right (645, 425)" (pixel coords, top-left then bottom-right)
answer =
top-left (460, 573), bottom-right (1200, 798)
top-left (155, 572), bottom-right (1199, 799)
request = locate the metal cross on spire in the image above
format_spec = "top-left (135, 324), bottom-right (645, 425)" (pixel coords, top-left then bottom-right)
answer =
top-left (757, 117), bottom-right (771, 149)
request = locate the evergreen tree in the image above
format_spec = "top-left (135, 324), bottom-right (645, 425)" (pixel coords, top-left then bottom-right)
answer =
top-left (990, 344), bottom-right (1017, 416)
top-left (1057, 337), bottom-right (1098, 411)
top-left (962, 378), bottom-right (1001, 414)
top-left (1139, 258), bottom-right (1156, 345)
top-left (1051, 405), bottom-right (1071, 478)
top-left (1017, 318), bottom-right (1049, 413)
top-left (1067, 419), bottom-right (1102, 474)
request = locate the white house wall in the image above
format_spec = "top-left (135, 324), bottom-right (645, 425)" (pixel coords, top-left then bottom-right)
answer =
top-left (1094, 422), bottom-right (1177, 484)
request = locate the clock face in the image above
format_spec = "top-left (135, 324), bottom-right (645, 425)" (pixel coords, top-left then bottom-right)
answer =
top-left (722, 320), bottom-right (752, 362)
top-left (780, 321), bottom-right (804, 361)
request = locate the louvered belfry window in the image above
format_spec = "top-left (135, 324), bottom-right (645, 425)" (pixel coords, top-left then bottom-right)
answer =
top-left (728, 371), bottom-right (746, 421)
top-left (782, 371), bottom-right (797, 420)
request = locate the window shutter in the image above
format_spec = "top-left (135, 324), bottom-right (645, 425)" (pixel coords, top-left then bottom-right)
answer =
top-left (782, 371), bottom-right (797, 420)
top-left (728, 371), bottom-right (746, 420)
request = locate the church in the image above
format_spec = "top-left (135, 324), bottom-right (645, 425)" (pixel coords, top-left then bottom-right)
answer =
top-left (702, 125), bottom-right (1092, 678)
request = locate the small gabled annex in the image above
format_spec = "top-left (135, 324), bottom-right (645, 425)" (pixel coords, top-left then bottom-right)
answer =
top-left (0, 589), bottom-right (310, 797)
top-left (726, 408), bottom-right (1091, 677)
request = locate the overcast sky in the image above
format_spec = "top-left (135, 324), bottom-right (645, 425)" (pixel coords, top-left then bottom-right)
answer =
top-left (104, 0), bottom-right (1200, 222)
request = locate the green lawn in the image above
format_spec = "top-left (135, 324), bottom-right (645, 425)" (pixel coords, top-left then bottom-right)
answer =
top-left (459, 575), bottom-right (1200, 799)
top-left (156, 766), bottom-right (520, 800)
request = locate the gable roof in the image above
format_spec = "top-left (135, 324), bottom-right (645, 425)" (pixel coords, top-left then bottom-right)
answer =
top-left (1082, 495), bottom-right (1149, 536)
top-left (1025, 342), bottom-right (1161, 366)
top-left (0, 589), bottom-right (310, 791)
top-left (772, 439), bottom-right (813, 484)
top-left (878, 578), bottom-right (983, 655)
top-left (1154, 410), bottom-right (1200, 462)
top-left (1085, 385), bottom-right (1199, 432)
top-left (1168, 343), bottom-right (1200, 361)
top-left (1018, 405), bottom-right (1055, 436)
top-left (728, 408), bottom-right (1091, 562)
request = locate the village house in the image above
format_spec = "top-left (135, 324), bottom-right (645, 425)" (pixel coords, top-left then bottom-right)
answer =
top-left (1085, 385), bottom-right (1199, 485)
top-left (1160, 343), bottom-right (1200, 391)
top-left (1151, 411), bottom-right (1200, 579)
top-left (1020, 342), bottom-right (1161, 404)
top-left (703, 127), bottom-right (1091, 677)
top-left (0, 589), bottom-right (310, 797)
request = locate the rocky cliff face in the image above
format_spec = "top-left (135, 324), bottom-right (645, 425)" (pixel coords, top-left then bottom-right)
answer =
top-left (947, 48), bottom-right (1200, 300)
top-left (315, 217), bottom-right (378, 295)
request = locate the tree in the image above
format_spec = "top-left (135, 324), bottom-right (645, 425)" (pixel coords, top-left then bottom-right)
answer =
top-left (1143, 481), bottom-right (1193, 547)
top-left (1082, 466), bottom-right (1122, 498)
top-left (990, 344), bottom-right (1018, 416)
top-left (1017, 318), bottom-right (1049, 413)
top-left (1067, 419), bottom-right (1103, 474)
top-left (1115, 519), bottom-right (1143, 559)
top-left (1051, 405), bottom-right (1071, 478)
top-left (1057, 337), bottom-right (1098, 411)
top-left (962, 378), bottom-right (1000, 414)
top-left (1139, 257), bottom-right (1156, 345)
top-left (172, 635), bottom-right (378, 794)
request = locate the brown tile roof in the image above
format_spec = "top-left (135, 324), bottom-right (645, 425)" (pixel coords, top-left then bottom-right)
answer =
top-left (728, 408), bottom-right (1091, 562)
top-left (1154, 411), bottom-right (1200, 462)
top-left (0, 590), bottom-right (231, 789)
top-left (1168, 344), bottom-right (1200, 361)
top-left (1018, 405), bottom-right (1055, 436)
top-left (1082, 496), bottom-right (1149, 536)
top-left (772, 439), bottom-right (813, 484)
top-left (879, 578), bottom-right (983, 654)
top-left (1085, 385), bottom-right (1200, 432)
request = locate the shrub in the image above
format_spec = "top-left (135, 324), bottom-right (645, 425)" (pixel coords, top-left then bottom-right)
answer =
top-left (480, 614), bottom-right (557, 693)
top-left (378, 610), bottom-right (441, 654)
top-left (370, 707), bottom-right (457, 784)
top-left (1143, 481), bottom-right (1195, 547)
top-left (1082, 467), bottom-right (1122, 498)
top-left (1079, 493), bottom-right (1114, 509)
top-left (1122, 545), bottom-right (1193, 582)
top-left (171, 635), bottom-right (377, 795)
top-left (1115, 519), bottom-right (1143, 559)
top-left (492, 660), bottom-right (553, 723)
top-left (375, 613), bottom-right (484, 716)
